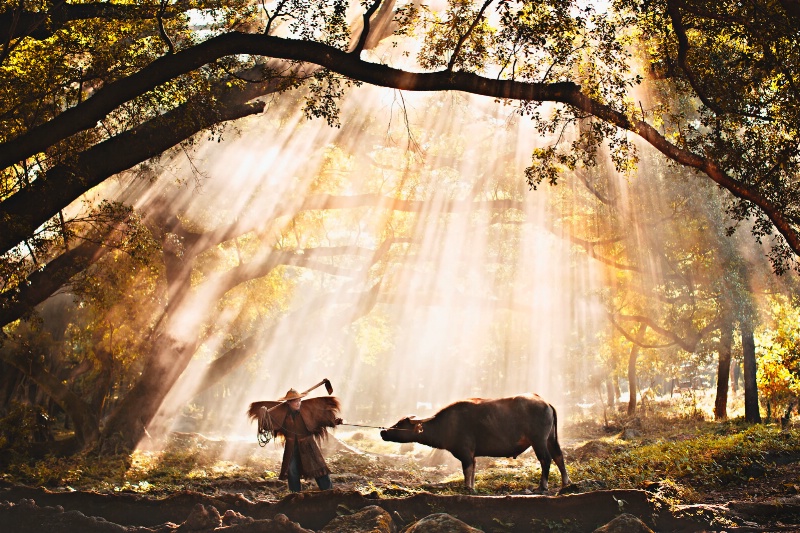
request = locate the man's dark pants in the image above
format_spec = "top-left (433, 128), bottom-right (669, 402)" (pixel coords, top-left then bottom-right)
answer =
top-left (287, 448), bottom-right (332, 492)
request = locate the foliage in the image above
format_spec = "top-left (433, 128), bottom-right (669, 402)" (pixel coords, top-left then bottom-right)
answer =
top-left (416, 0), bottom-right (494, 72)
top-left (623, 0), bottom-right (800, 273)
top-left (756, 295), bottom-right (800, 418)
top-left (0, 402), bottom-right (47, 460)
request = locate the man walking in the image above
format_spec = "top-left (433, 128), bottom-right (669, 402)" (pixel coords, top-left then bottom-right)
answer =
top-left (249, 387), bottom-right (342, 492)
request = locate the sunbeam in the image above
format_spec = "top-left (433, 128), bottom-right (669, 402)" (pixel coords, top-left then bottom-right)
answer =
top-left (103, 80), bottom-right (610, 458)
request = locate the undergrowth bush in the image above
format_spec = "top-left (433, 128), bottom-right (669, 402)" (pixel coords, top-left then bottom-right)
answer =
top-left (0, 402), bottom-right (48, 462)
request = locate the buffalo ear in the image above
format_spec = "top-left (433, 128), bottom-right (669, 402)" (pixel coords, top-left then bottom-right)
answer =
top-left (414, 423), bottom-right (424, 434)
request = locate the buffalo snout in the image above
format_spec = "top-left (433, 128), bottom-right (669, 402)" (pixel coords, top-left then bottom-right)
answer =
top-left (381, 427), bottom-right (408, 443)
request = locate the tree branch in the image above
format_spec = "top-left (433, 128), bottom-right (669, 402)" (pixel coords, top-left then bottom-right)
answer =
top-left (264, 0), bottom-right (290, 36)
top-left (0, 240), bottom-right (111, 326)
top-left (447, 0), bottom-right (493, 71)
top-left (0, 77), bottom-right (268, 256)
top-left (2, 32), bottom-right (798, 261)
top-left (610, 315), bottom-right (677, 350)
top-left (666, 0), bottom-right (724, 115)
top-left (611, 312), bottom-right (718, 352)
top-left (567, 234), bottom-right (640, 272)
top-left (352, 0), bottom-right (384, 56)
top-left (157, 0), bottom-right (175, 54)
top-left (573, 168), bottom-right (611, 205)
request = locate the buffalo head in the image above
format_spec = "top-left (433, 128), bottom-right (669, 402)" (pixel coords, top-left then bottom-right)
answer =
top-left (380, 416), bottom-right (424, 442)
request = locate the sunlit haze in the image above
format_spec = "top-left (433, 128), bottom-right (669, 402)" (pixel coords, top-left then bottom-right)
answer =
top-left (103, 80), bottom-right (615, 453)
top-left (58, 8), bottom-right (762, 458)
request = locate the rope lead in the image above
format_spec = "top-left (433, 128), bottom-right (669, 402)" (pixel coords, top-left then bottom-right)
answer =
top-left (257, 407), bottom-right (274, 447)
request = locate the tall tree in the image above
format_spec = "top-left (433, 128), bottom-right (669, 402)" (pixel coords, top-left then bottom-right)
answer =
top-left (742, 317), bottom-right (761, 423)
top-left (627, 322), bottom-right (647, 416)
top-left (714, 312), bottom-right (733, 420)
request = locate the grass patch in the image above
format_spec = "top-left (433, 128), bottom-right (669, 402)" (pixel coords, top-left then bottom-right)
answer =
top-left (567, 422), bottom-right (800, 496)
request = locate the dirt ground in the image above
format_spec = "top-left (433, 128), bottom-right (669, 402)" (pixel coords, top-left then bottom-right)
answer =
top-left (4, 433), bottom-right (800, 532)
top-left (5, 399), bottom-right (800, 532)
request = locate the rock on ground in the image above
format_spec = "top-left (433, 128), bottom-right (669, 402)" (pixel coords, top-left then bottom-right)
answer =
top-left (592, 513), bottom-right (655, 533)
top-left (320, 505), bottom-right (396, 532)
top-left (403, 513), bottom-right (482, 533)
top-left (183, 503), bottom-right (221, 530)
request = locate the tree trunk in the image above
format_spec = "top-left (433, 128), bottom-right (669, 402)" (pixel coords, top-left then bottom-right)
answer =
top-left (91, 344), bottom-right (115, 416)
top-left (741, 320), bottom-right (761, 423)
top-left (606, 380), bottom-right (616, 408)
top-left (97, 334), bottom-right (198, 453)
top-left (714, 316), bottom-right (733, 420)
top-left (627, 323), bottom-right (647, 416)
top-left (97, 239), bottom-right (198, 454)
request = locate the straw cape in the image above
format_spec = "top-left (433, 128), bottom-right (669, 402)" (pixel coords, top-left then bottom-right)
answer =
top-left (247, 394), bottom-right (341, 479)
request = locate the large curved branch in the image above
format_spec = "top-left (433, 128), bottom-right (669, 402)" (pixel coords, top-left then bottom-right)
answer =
top-left (2, 32), bottom-right (797, 259)
top-left (0, 33), bottom-right (579, 171)
top-left (0, 239), bottom-right (110, 326)
top-left (0, 80), bottom-right (266, 255)
top-left (612, 313), bottom-right (718, 352)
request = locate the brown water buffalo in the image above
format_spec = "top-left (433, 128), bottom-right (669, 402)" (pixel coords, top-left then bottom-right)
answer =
top-left (381, 393), bottom-right (571, 492)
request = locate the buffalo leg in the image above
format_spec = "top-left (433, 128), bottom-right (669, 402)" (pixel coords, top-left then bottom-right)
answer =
top-left (531, 440), bottom-right (552, 493)
top-left (547, 433), bottom-right (571, 487)
top-left (461, 458), bottom-right (476, 491)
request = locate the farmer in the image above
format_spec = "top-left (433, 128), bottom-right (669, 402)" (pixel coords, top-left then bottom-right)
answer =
top-left (248, 387), bottom-right (342, 492)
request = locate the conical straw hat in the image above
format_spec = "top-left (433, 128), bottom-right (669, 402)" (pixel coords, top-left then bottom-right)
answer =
top-left (278, 388), bottom-right (306, 401)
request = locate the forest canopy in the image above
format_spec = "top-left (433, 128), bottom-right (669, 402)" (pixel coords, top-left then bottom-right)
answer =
top-left (1, 0), bottom-right (800, 457)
